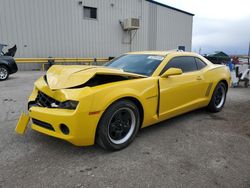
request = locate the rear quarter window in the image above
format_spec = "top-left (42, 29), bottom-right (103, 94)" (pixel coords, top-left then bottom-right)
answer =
top-left (195, 58), bottom-right (207, 70)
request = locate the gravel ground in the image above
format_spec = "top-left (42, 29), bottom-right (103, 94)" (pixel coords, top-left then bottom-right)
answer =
top-left (0, 71), bottom-right (250, 188)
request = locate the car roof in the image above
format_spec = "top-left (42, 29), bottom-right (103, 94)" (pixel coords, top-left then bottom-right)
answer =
top-left (126, 50), bottom-right (198, 57)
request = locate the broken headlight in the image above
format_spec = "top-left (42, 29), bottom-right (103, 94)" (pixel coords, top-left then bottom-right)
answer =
top-left (58, 100), bottom-right (79, 110)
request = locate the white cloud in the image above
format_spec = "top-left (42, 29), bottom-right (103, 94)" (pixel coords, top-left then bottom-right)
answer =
top-left (157, 0), bottom-right (250, 20)
top-left (193, 17), bottom-right (250, 54)
top-left (156, 0), bottom-right (250, 54)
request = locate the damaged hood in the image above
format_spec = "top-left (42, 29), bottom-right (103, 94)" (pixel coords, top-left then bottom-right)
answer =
top-left (46, 65), bottom-right (147, 90)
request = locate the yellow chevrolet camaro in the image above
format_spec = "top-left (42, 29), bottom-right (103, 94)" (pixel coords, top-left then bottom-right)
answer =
top-left (16, 51), bottom-right (231, 150)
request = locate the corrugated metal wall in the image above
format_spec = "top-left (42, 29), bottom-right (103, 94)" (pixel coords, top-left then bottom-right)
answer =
top-left (155, 4), bottom-right (193, 51)
top-left (0, 0), bottom-right (193, 59)
top-left (148, 3), bottom-right (157, 50)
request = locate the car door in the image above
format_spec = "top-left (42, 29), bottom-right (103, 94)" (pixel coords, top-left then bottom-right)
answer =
top-left (159, 56), bottom-right (208, 119)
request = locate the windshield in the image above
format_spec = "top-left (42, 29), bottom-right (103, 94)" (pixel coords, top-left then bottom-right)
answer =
top-left (105, 54), bottom-right (164, 76)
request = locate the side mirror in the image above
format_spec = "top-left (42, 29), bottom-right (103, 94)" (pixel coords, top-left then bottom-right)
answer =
top-left (161, 68), bottom-right (183, 78)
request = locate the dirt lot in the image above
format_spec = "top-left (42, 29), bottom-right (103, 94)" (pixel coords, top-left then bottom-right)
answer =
top-left (0, 71), bottom-right (250, 188)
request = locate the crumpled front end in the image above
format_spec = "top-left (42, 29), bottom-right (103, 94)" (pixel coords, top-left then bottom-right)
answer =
top-left (26, 76), bottom-right (102, 146)
top-left (16, 65), bottom-right (146, 146)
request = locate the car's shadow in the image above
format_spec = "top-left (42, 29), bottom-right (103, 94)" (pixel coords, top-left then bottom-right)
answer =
top-left (28, 108), bottom-right (209, 154)
top-left (8, 76), bottom-right (17, 80)
top-left (0, 76), bottom-right (17, 82)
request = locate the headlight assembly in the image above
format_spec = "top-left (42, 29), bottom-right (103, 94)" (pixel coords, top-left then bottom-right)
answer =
top-left (58, 100), bottom-right (79, 110)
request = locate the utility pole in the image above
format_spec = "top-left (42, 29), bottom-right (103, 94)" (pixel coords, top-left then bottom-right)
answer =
top-left (248, 41), bottom-right (250, 64)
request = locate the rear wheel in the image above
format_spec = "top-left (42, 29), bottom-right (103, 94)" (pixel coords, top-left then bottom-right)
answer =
top-left (96, 100), bottom-right (140, 151)
top-left (0, 65), bottom-right (9, 81)
top-left (207, 82), bottom-right (227, 113)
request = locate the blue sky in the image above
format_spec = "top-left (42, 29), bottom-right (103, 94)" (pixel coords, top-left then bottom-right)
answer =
top-left (157, 0), bottom-right (250, 55)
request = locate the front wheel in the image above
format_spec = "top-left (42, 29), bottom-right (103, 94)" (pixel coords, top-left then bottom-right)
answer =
top-left (0, 65), bottom-right (9, 81)
top-left (96, 100), bottom-right (141, 151)
top-left (207, 82), bottom-right (227, 113)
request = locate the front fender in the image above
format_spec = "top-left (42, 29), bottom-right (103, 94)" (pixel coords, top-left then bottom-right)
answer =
top-left (93, 87), bottom-right (144, 112)
top-left (90, 78), bottom-right (159, 126)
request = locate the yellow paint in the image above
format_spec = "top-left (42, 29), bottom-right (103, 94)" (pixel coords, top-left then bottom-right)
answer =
top-left (15, 113), bottom-right (30, 135)
top-left (161, 68), bottom-right (183, 77)
top-left (46, 65), bottom-right (147, 90)
top-left (16, 51), bottom-right (231, 146)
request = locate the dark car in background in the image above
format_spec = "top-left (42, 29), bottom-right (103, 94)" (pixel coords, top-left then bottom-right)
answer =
top-left (0, 44), bottom-right (18, 81)
top-left (204, 51), bottom-right (230, 64)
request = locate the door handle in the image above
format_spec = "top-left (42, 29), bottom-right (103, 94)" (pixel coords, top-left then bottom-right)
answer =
top-left (196, 76), bottom-right (202, 80)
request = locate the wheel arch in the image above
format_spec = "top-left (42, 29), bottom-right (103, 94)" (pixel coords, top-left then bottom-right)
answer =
top-left (209, 79), bottom-right (228, 100)
top-left (99, 96), bottom-right (144, 127)
top-left (116, 96), bottom-right (144, 127)
top-left (94, 95), bottom-right (145, 143)
top-left (207, 79), bottom-right (228, 112)
top-left (218, 79), bottom-right (229, 92)
top-left (95, 96), bottom-right (144, 137)
top-left (0, 63), bottom-right (10, 72)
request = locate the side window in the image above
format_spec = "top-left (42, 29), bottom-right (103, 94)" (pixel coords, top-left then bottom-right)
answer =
top-left (161, 56), bottom-right (197, 74)
top-left (195, 58), bottom-right (207, 70)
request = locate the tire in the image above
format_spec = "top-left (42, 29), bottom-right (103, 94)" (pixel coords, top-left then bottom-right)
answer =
top-left (96, 100), bottom-right (140, 151)
top-left (207, 82), bottom-right (227, 113)
top-left (0, 65), bottom-right (9, 81)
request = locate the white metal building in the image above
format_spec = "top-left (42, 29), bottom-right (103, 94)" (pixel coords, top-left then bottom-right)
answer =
top-left (0, 0), bottom-right (194, 58)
